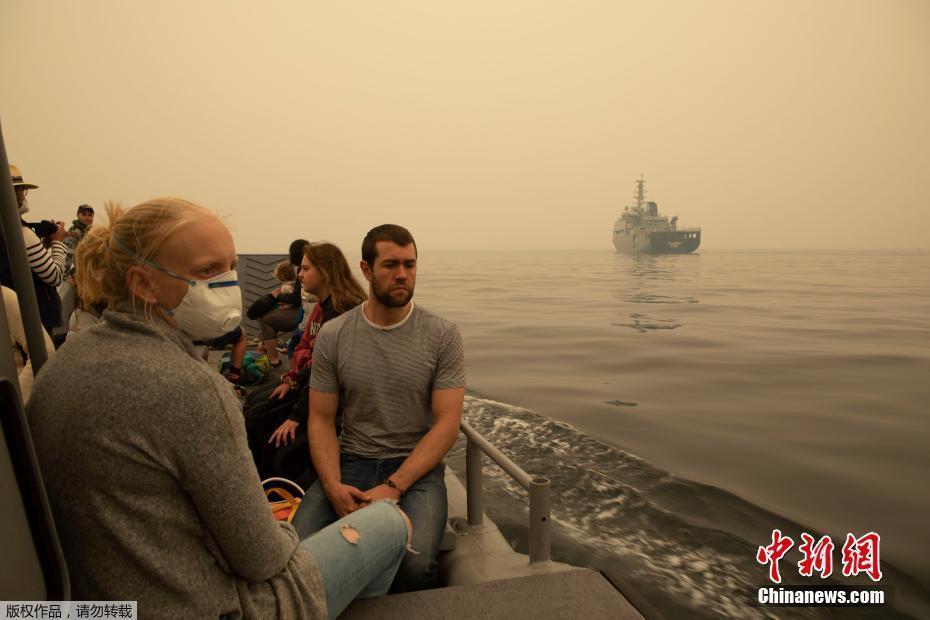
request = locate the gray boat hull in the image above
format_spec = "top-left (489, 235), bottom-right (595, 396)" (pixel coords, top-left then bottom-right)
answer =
top-left (612, 228), bottom-right (701, 254)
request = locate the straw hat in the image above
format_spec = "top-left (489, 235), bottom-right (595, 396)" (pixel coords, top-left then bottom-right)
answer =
top-left (10, 165), bottom-right (38, 190)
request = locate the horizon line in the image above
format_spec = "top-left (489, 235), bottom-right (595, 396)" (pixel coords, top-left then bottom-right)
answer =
top-left (233, 246), bottom-right (930, 254)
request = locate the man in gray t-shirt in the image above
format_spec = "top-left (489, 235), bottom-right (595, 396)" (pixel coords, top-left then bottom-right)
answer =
top-left (293, 224), bottom-right (465, 592)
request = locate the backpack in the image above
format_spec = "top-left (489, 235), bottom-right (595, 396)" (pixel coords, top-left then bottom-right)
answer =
top-left (217, 351), bottom-right (272, 385)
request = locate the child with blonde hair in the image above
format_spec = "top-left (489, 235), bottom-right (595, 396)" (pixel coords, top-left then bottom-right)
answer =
top-left (256, 240), bottom-right (307, 366)
top-left (253, 262), bottom-right (298, 359)
top-left (272, 261), bottom-right (296, 309)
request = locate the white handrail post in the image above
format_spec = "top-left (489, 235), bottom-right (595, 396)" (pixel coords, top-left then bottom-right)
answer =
top-left (528, 477), bottom-right (551, 563)
top-left (465, 436), bottom-right (483, 526)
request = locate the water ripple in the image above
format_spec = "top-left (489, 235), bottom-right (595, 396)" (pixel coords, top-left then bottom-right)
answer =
top-left (452, 396), bottom-right (929, 619)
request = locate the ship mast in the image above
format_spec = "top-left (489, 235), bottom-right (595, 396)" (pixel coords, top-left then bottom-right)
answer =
top-left (634, 174), bottom-right (646, 210)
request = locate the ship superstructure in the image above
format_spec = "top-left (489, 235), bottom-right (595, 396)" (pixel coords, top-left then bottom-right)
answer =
top-left (612, 176), bottom-right (700, 254)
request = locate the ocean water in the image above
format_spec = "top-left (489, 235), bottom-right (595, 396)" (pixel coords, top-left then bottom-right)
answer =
top-left (413, 249), bottom-right (930, 619)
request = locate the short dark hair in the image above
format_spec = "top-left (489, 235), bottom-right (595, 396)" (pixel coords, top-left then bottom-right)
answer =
top-left (77, 204), bottom-right (94, 215)
top-left (361, 224), bottom-right (416, 266)
top-left (288, 239), bottom-right (310, 266)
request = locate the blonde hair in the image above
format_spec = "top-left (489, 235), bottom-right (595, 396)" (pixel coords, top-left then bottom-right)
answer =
top-left (75, 198), bottom-right (214, 316)
top-left (274, 261), bottom-right (296, 283)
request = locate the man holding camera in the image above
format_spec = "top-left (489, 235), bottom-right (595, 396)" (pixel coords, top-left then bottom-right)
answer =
top-left (58, 204), bottom-right (96, 331)
top-left (2, 165), bottom-right (67, 333)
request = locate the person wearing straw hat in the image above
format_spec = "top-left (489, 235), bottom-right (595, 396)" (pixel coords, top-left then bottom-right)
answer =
top-left (0, 165), bottom-right (68, 333)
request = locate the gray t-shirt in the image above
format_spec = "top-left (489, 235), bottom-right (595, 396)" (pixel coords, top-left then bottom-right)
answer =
top-left (310, 302), bottom-right (466, 458)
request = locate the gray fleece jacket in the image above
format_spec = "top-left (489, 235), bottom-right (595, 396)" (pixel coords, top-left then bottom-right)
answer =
top-left (27, 307), bottom-right (326, 619)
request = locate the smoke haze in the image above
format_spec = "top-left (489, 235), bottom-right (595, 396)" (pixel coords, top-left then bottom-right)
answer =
top-left (2, 0), bottom-right (928, 251)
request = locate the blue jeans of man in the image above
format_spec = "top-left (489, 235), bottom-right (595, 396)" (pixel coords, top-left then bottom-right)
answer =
top-left (299, 500), bottom-right (408, 619)
top-left (292, 454), bottom-right (447, 592)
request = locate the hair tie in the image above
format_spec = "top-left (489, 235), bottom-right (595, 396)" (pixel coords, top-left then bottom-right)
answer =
top-left (109, 233), bottom-right (137, 257)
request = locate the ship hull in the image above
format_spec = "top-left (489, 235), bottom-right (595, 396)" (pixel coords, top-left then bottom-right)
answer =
top-left (612, 229), bottom-right (701, 254)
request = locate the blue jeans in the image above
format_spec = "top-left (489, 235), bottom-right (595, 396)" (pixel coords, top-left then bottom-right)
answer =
top-left (300, 500), bottom-right (408, 619)
top-left (293, 454), bottom-right (448, 592)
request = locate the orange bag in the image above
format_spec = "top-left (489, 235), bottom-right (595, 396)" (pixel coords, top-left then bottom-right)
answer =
top-left (262, 477), bottom-right (304, 524)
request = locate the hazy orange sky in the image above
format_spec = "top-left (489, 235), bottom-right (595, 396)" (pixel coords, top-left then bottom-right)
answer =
top-left (2, 1), bottom-right (928, 251)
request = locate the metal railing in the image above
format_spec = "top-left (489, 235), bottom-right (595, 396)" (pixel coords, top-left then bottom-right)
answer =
top-left (460, 421), bottom-right (551, 563)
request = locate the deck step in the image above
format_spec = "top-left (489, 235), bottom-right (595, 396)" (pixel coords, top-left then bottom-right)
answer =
top-left (341, 567), bottom-right (644, 619)
top-left (439, 521), bottom-right (457, 552)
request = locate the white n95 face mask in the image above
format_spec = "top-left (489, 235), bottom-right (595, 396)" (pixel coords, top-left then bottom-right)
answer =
top-left (110, 236), bottom-right (243, 340)
top-left (170, 270), bottom-right (243, 340)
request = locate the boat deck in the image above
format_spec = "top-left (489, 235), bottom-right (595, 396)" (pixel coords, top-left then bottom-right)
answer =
top-left (343, 568), bottom-right (642, 619)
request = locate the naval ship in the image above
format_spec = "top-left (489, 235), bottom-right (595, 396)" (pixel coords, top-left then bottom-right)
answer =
top-left (612, 176), bottom-right (701, 254)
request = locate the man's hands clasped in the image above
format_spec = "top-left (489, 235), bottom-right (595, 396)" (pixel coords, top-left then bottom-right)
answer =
top-left (322, 482), bottom-right (403, 518)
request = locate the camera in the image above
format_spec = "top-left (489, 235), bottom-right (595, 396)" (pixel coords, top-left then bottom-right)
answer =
top-left (24, 220), bottom-right (59, 239)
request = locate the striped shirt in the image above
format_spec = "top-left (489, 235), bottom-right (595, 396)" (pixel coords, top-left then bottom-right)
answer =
top-left (22, 226), bottom-right (66, 286)
top-left (311, 302), bottom-right (466, 458)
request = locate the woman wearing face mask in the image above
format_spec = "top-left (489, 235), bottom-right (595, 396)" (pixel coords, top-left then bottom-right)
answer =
top-left (244, 242), bottom-right (366, 482)
top-left (27, 199), bottom-right (411, 620)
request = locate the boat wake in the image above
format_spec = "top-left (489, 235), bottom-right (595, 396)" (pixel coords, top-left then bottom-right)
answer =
top-left (449, 396), bottom-right (928, 619)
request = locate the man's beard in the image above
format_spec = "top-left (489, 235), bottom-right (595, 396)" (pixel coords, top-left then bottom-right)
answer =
top-left (372, 278), bottom-right (414, 308)
top-left (18, 198), bottom-right (29, 216)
